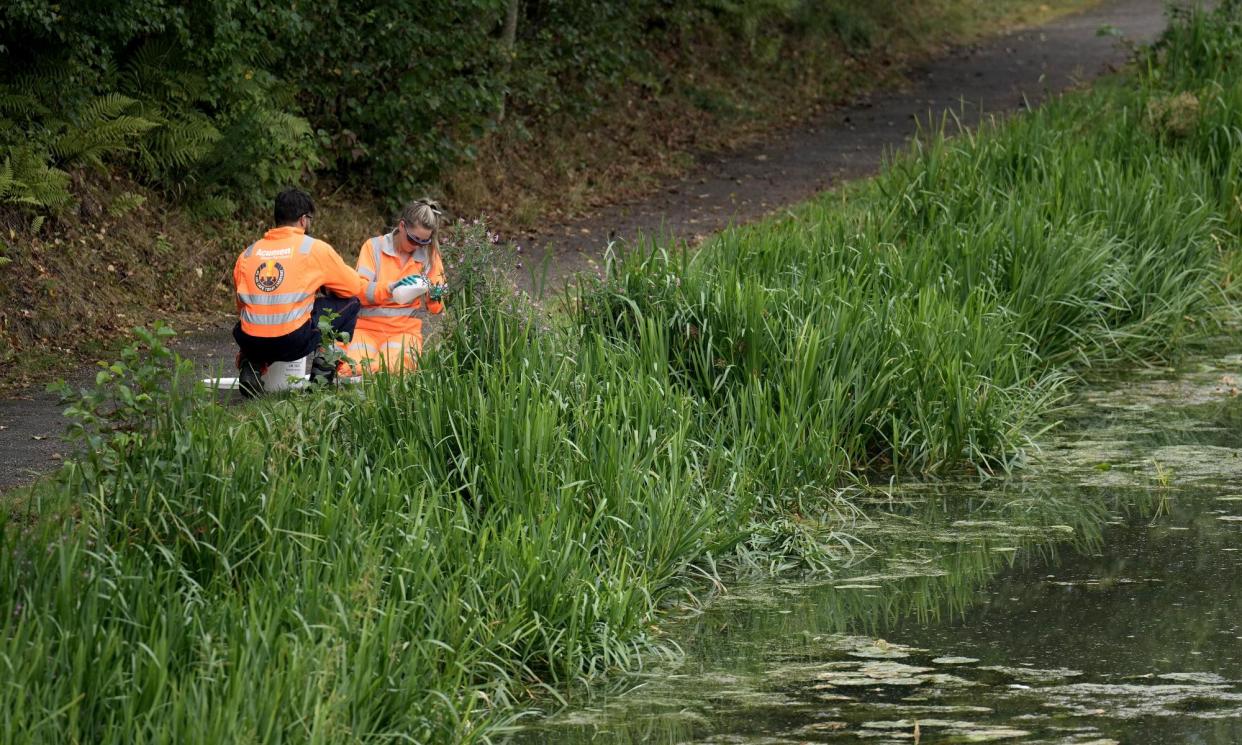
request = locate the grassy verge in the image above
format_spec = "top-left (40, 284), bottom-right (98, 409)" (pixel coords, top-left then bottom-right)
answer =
top-left (3, 5), bottom-right (1240, 742)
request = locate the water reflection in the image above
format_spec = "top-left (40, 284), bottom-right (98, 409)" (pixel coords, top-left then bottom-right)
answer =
top-left (510, 356), bottom-right (1242, 744)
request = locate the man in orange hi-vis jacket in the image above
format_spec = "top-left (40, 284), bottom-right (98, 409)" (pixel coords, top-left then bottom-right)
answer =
top-left (232, 189), bottom-right (368, 397)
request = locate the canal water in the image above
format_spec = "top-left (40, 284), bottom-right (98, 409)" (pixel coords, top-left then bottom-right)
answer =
top-left (509, 353), bottom-right (1242, 743)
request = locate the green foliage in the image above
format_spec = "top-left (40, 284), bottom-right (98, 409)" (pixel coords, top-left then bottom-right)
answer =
top-left (107, 191), bottom-right (147, 218)
top-left (0, 0), bottom-right (1018, 212)
top-left (48, 323), bottom-right (206, 491)
top-left (0, 149), bottom-right (71, 210)
top-left (581, 3), bottom-right (1240, 486)
top-left (440, 219), bottom-right (519, 309)
top-left (288, 0), bottom-right (507, 195)
top-left (314, 308), bottom-right (354, 374)
top-left (0, 2), bottom-right (314, 210)
top-left (51, 94), bottom-right (159, 171)
top-left (122, 41), bottom-right (225, 186)
top-left (4, 311), bottom-right (731, 742)
top-left (198, 104), bottom-right (318, 203)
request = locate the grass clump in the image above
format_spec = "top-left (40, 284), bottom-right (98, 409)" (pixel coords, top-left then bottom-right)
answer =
top-left (584, 4), bottom-right (1241, 480)
top-left (4, 312), bottom-right (742, 742)
top-left (3, 5), bottom-right (1242, 742)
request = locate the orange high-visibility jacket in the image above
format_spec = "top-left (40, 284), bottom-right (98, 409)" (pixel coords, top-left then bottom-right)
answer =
top-left (234, 226), bottom-right (367, 338)
top-left (354, 231), bottom-right (446, 339)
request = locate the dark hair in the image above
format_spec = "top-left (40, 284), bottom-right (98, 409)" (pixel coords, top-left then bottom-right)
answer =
top-left (274, 188), bottom-right (315, 226)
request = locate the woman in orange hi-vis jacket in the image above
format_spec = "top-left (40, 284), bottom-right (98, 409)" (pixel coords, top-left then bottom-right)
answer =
top-left (348, 199), bottom-right (447, 373)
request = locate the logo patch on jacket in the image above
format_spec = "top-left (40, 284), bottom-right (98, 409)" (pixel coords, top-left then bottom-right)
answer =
top-left (255, 261), bottom-right (285, 292)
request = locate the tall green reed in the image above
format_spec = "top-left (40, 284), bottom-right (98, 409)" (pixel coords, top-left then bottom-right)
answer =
top-left (583, 6), bottom-right (1237, 486)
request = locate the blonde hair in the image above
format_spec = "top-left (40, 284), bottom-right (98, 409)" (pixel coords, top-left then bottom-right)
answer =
top-left (399, 198), bottom-right (443, 256)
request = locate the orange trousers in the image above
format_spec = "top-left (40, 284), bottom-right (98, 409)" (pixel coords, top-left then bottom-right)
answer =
top-left (345, 329), bottom-right (423, 375)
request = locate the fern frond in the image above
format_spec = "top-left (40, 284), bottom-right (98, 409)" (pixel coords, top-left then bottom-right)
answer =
top-left (21, 161), bottom-right (72, 210)
top-left (0, 150), bottom-right (73, 211)
top-left (77, 94), bottom-right (140, 126)
top-left (0, 89), bottom-right (50, 119)
top-left (108, 191), bottom-right (146, 217)
top-left (258, 109), bottom-right (314, 138)
top-left (7, 66), bottom-right (75, 97)
top-left (194, 194), bottom-right (237, 219)
top-left (125, 38), bottom-right (180, 90)
top-left (139, 114), bottom-right (221, 173)
top-left (53, 109), bottom-right (159, 170)
top-left (122, 38), bottom-right (215, 109)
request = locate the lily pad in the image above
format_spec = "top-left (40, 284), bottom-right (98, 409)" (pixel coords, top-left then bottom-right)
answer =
top-left (848, 646), bottom-right (913, 660)
top-left (860, 719), bottom-right (1031, 741)
top-left (979, 665), bottom-right (1083, 683)
top-left (1156, 672), bottom-right (1229, 685)
top-left (1021, 682), bottom-right (1242, 719)
top-left (860, 702), bottom-right (993, 715)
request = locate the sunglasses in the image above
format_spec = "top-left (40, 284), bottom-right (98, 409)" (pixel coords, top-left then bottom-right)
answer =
top-left (402, 223), bottom-right (433, 246)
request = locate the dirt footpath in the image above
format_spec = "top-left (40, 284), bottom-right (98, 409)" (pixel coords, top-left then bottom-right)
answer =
top-left (0, 0), bottom-right (1169, 491)
top-left (518, 0), bottom-right (1168, 289)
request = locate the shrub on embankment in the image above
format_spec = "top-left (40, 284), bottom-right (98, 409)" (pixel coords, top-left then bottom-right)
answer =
top-left (2, 6), bottom-right (1240, 742)
top-left (0, 0), bottom-right (1066, 214)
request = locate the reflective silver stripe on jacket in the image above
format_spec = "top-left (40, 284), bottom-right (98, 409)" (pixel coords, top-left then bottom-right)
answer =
top-left (378, 233), bottom-right (397, 258)
top-left (359, 306), bottom-right (417, 318)
top-left (237, 291), bottom-right (312, 306)
top-left (240, 302), bottom-right (313, 327)
top-left (364, 235), bottom-right (388, 304)
top-left (349, 342), bottom-right (378, 355)
top-left (242, 242), bottom-right (258, 258)
top-left (358, 266), bottom-right (376, 280)
top-left (298, 235), bottom-right (314, 255)
top-left (371, 235), bottom-right (385, 267)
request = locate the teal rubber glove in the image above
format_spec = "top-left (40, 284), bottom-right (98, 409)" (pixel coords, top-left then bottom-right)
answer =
top-left (395, 273), bottom-right (427, 288)
top-left (429, 283), bottom-right (446, 302)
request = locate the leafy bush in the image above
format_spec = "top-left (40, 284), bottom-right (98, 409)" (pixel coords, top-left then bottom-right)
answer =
top-left (0, 0), bottom-right (314, 209)
top-left (0, 0), bottom-right (1043, 213)
top-left (440, 218), bottom-right (521, 309)
top-left (49, 323), bottom-right (206, 492)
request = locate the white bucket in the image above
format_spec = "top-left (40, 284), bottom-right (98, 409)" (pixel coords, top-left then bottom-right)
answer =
top-left (204, 355), bottom-right (360, 392)
top-left (261, 356), bottom-right (310, 392)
